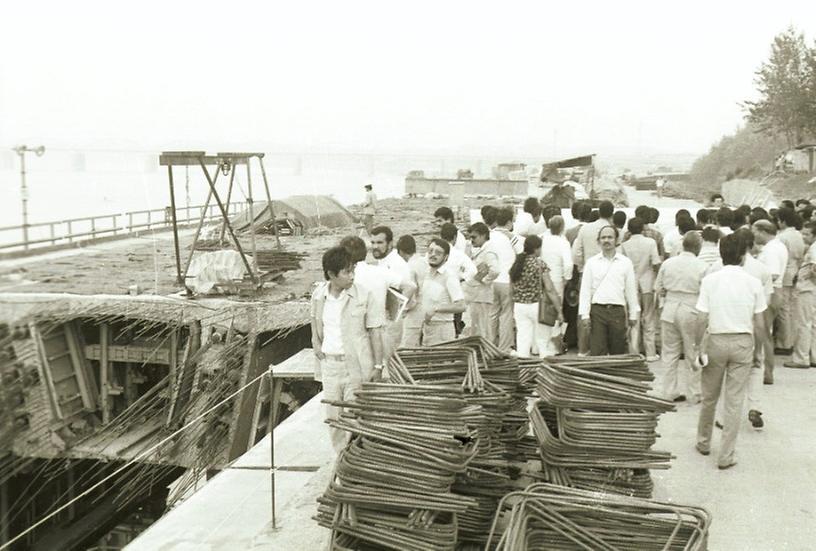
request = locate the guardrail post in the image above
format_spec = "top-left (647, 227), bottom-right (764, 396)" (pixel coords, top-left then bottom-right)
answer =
top-left (112, 215), bottom-right (117, 235)
top-left (91, 217), bottom-right (96, 239)
top-left (67, 221), bottom-right (73, 243)
top-left (128, 212), bottom-right (133, 233)
top-left (147, 210), bottom-right (151, 229)
top-left (50, 223), bottom-right (56, 245)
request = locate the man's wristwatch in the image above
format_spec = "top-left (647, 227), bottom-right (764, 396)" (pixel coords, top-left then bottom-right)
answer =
top-left (374, 364), bottom-right (383, 370)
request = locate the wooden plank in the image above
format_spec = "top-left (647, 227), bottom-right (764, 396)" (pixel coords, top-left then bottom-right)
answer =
top-left (227, 336), bottom-right (261, 461)
top-left (100, 323), bottom-right (110, 424)
top-left (85, 344), bottom-right (172, 364)
top-left (159, 152), bottom-right (221, 167)
top-left (30, 323), bottom-right (64, 420)
top-left (63, 323), bottom-right (98, 411)
top-left (246, 373), bottom-right (269, 451)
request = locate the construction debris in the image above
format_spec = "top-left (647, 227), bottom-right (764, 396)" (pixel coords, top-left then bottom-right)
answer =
top-left (486, 483), bottom-right (711, 550)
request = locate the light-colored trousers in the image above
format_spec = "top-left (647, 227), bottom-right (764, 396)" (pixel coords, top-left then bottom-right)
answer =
top-left (792, 291), bottom-right (816, 365)
top-left (422, 320), bottom-right (456, 346)
top-left (777, 285), bottom-right (797, 349)
top-left (513, 302), bottom-right (558, 358)
top-left (322, 357), bottom-right (362, 454)
top-left (716, 342), bottom-right (765, 422)
top-left (660, 303), bottom-right (701, 402)
top-left (384, 318), bottom-right (404, 359)
top-left (491, 283), bottom-right (515, 351)
top-left (630, 291), bottom-right (657, 356)
top-left (697, 333), bottom-right (753, 467)
top-left (467, 302), bottom-right (493, 342)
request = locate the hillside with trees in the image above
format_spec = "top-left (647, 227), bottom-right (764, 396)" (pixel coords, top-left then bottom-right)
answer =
top-left (677, 27), bottom-right (816, 202)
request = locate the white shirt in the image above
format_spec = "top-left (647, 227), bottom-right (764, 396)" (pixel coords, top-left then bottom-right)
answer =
top-left (446, 245), bottom-right (478, 282)
top-left (718, 226), bottom-right (733, 237)
top-left (664, 226), bottom-right (682, 257)
top-left (539, 233), bottom-right (574, 288)
top-left (707, 254), bottom-right (773, 301)
top-left (454, 229), bottom-right (468, 252)
top-left (758, 238), bottom-right (789, 289)
top-left (578, 252), bottom-right (640, 320)
top-left (378, 249), bottom-right (411, 287)
top-left (487, 230), bottom-right (517, 284)
top-left (697, 265), bottom-right (766, 334)
top-left (321, 290), bottom-right (349, 355)
top-left (354, 261), bottom-right (390, 320)
top-left (514, 212), bottom-right (549, 237)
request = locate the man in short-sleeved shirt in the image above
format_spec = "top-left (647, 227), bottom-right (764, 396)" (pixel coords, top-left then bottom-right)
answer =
top-left (621, 217), bottom-right (662, 359)
top-left (413, 238), bottom-right (465, 345)
top-left (695, 234), bottom-right (766, 469)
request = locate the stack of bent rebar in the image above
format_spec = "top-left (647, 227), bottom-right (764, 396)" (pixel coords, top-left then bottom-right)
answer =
top-left (531, 356), bottom-right (675, 498)
top-left (486, 483), bottom-right (711, 550)
top-left (315, 383), bottom-right (483, 551)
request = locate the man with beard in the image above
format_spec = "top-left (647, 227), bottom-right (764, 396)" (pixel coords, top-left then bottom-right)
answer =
top-left (410, 238), bottom-right (466, 345)
top-left (370, 226), bottom-right (415, 356)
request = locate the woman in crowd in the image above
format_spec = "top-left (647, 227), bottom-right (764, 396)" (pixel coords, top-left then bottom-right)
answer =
top-left (509, 235), bottom-right (563, 357)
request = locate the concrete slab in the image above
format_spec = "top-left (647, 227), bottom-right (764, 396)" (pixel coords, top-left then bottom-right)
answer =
top-left (125, 392), bottom-right (332, 551)
top-left (650, 356), bottom-right (816, 550)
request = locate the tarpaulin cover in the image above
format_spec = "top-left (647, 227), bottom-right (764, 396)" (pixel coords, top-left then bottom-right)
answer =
top-left (231, 195), bottom-right (356, 232)
top-left (185, 250), bottom-right (249, 294)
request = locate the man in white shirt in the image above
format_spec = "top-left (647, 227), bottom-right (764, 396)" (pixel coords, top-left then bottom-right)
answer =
top-left (578, 225), bottom-right (640, 356)
top-left (515, 197), bottom-right (549, 237)
top-left (695, 234), bottom-right (766, 470)
top-left (697, 227), bottom-right (722, 268)
top-left (775, 208), bottom-right (806, 353)
top-left (433, 206), bottom-right (467, 252)
top-left (716, 207), bottom-right (734, 237)
top-left (361, 184), bottom-right (377, 235)
top-left (708, 229), bottom-right (773, 430)
top-left (370, 226), bottom-right (415, 357)
top-left (465, 223), bottom-right (500, 343)
top-left (655, 231), bottom-right (707, 403)
top-left (311, 246), bottom-right (384, 453)
top-left (441, 223), bottom-right (477, 336)
top-left (340, 235), bottom-right (391, 363)
top-left (753, 219), bottom-right (788, 384)
top-left (621, 217), bottom-right (662, 360)
top-left (490, 208), bottom-right (520, 351)
top-left (412, 238), bottom-right (466, 345)
top-left (397, 235), bottom-right (430, 348)
top-left (785, 221), bottom-right (816, 368)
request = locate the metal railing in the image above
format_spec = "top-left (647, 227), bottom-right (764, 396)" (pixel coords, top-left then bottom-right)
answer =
top-left (0, 202), bottom-right (248, 252)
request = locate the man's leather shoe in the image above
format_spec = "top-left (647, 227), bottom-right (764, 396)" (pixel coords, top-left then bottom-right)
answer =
top-left (715, 421), bottom-right (723, 430)
top-left (783, 361), bottom-right (809, 369)
top-left (774, 348), bottom-right (793, 356)
top-left (718, 460), bottom-right (738, 470)
top-left (695, 443), bottom-right (710, 456)
top-left (748, 409), bottom-right (764, 429)
top-left (673, 395), bottom-right (687, 403)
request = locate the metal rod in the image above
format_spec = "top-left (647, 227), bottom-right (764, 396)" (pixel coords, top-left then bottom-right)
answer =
top-left (245, 159), bottom-right (259, 277)
top-left (18, 152), bottom-right (28, 250)
top-left (220, 162), bottom-right (237, 246)
top-left (268, 368), bottom-right (276, 529)
top-left (167, 165), bottom-right (183, 284)
top-left (197, 158), bottom-right (256, 283)
top-left (257, 156), bottom-right (281, 250)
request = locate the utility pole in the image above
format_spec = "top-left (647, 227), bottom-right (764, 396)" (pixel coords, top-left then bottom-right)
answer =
top-left (12, 145), bottom-right (45, 250)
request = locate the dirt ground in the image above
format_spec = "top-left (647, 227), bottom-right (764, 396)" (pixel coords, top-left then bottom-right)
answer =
top-left (0, 196), bottom-right (503, 302)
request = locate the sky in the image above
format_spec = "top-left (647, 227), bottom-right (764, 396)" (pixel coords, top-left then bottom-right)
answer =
top-left (1, 1), bottom-right (815, 158)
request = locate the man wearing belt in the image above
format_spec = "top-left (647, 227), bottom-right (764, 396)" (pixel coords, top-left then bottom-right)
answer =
top-left (412, 238), bottom-right (466, 345)
top-left (578, 225), bottom-right (640, 356)
top-left (695, 234), bottom-right (766, 470)
top-left (370, 225), bottom-right (414, 357)
top-left (753, 220), bottom-right (788, 384)
top-left (785, 221), bottom-right (816, 368)
top-left (775, 207), bottom-right (806, 354)
top-left (655, 231), bottom-right (707, 403)
top-left (311, 246), bottom-right (385, 454)
top-left (465, 222), bottom-right (500, 342)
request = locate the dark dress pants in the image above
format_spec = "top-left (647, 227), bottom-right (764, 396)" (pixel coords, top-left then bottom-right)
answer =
top-left (589, 304), bottom-right (627, 355)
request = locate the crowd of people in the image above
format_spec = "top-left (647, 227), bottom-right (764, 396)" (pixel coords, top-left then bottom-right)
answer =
top-left (312, 188), bottom-right (816, 469)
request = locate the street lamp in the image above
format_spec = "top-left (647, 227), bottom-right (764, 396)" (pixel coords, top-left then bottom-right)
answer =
top-left (12, 145), bottom-right (45, 250)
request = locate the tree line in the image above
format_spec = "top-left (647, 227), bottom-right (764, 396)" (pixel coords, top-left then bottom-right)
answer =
top-left (744, 26), bottom-right (816, 148)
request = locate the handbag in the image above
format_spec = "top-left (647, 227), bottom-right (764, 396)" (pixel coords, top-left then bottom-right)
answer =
top-left (538, 267), bottom-right (559, 327)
